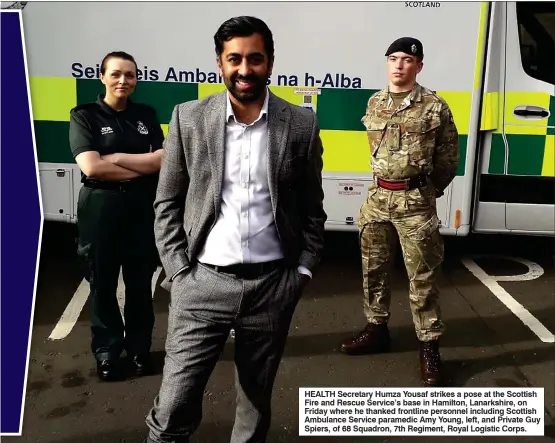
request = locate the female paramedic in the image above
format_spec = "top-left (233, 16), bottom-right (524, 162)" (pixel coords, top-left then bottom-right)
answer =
top-left (68, 51), bottom-right (164, 381)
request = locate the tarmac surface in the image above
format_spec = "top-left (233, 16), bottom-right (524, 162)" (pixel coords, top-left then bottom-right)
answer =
top-left (6, 221), bottom-right (555, 443)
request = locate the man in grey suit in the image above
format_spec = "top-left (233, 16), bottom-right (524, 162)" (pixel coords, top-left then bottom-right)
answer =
top-left (145, 16), bottom-right (327, 443)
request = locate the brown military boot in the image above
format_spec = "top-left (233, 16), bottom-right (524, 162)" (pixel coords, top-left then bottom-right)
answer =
top-left (419, 339), bottom-right (441, 386)
top-left (340, 323), bottom-right (390, 355)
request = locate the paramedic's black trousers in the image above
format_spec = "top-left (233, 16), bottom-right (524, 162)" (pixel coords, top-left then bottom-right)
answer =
top-left (76, 179), bottom-right (158, 361)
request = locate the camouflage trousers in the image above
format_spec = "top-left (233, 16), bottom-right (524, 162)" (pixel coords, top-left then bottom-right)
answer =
top-left (358, 182), bottom-right (445, 341)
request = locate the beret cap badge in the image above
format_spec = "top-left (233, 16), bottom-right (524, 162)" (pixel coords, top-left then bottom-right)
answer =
top-left (385, 37), bottom-right (423, 58)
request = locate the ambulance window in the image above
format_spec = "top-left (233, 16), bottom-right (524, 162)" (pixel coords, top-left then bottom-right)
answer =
top-left (516, 2), bottom-right (555, 85)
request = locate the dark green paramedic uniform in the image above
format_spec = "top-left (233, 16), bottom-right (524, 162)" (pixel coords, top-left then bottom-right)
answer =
top-left (69, 95), bottom-right (164, 363)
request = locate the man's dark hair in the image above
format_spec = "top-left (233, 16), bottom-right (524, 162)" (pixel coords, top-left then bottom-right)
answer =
top-left (214, 16), bottom-right (274, 61)
top-left (100, 51), bottom-right (138, 75)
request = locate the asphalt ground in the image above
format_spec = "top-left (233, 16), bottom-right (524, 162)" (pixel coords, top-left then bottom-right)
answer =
top-left (5, 221), bottom-right (554, 443)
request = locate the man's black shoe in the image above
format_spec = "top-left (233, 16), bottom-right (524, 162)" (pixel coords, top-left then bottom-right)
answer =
top-left (96, 359), bottom-right (121, 381)
top-left (131, 354), bottom-right (152, 376)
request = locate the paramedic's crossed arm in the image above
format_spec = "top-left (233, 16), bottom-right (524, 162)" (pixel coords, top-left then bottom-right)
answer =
top-left (70, 109), bottom-right (141, 181)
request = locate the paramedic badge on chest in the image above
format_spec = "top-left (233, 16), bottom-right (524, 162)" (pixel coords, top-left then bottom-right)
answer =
top-left (137, 121), bottom-right (149, 135)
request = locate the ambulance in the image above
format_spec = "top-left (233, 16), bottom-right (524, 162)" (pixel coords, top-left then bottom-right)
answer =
top-left (13, 1), bottom-right (555, 236)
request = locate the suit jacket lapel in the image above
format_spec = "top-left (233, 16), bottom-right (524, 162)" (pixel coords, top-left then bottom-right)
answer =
top-left (204, 92), bottom-right (227, 215)
top-left (267, 92), bottom-right (291, 212)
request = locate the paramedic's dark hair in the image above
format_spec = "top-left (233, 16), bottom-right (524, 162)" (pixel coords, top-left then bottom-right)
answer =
top-left (214, 16), bottom-right (274, 62)
top-left (100, 51), bottom-right (138, 75)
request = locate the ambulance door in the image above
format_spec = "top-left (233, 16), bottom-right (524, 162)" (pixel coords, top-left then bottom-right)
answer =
top-left (503, 1), bottom-right (555, 234)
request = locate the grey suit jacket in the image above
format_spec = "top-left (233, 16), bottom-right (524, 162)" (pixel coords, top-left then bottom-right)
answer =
top-left (154, 90), bottom-right (327, 290)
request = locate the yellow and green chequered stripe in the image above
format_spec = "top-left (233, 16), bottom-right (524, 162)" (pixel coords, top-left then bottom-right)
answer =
top-left (30, 77), bottom-right (471, 176)
top-left (484, 93), bottom-right (554, 176)
top-left (470, 2), bottom-right (553, 178)
top-left (31, 77), bottom-right (554, 177)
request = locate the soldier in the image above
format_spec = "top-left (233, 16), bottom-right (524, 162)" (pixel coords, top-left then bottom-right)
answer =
top-left (340, 37), bottom-right (459, 386)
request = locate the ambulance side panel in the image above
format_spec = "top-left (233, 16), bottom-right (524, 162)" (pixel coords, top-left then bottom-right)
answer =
top-left (316, 2), bottom-right (484, 234)
top-left (22, 2), bottom-right (481, 233)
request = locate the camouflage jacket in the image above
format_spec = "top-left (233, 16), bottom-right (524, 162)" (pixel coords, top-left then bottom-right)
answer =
top-left (361, 83), bottom-right (459, 194)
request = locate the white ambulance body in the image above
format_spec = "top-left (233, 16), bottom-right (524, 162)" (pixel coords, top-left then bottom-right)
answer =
top-left (15, 1), bottom-right (555, 236)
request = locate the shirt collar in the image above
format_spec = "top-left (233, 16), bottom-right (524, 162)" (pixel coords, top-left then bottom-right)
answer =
top-left (226, 87), bottom-right (269, 124)
top-left (381, 83), bottom-right (422, 110)
top-left (96, 94), bottom-right (132, 115)
top-left (383, 83), bottom-right (422, 102)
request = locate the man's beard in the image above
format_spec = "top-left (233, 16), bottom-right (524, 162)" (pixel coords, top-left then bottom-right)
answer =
top-left (225, 74), bottom-right (268, 103)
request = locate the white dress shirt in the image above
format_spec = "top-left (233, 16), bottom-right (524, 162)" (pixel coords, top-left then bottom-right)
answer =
top-left (196, 89), bottom-right (311, 278)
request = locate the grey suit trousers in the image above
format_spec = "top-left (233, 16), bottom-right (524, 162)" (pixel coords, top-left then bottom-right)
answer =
top-left (146, 261), bottom-right (303, 443)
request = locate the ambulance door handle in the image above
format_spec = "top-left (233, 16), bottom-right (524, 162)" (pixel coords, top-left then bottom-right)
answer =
top-left (513, 105), bottom-right (549, 119)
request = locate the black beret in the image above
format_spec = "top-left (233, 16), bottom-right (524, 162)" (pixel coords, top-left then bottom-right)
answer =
top-left (385, 37), bottom-right (424, 59)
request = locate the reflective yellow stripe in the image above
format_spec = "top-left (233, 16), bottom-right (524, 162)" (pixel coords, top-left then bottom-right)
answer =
top-left (436, 91), bottom-right (472, 134)
top-left (197, 83), bottom-right (226, 99)
top-left (161, 124), bottom-right (169, 137)
top-left (504, 92), bottom-right (550, 135)
top-left (320, 130), bottom-right (370, 173)
top-left (542, 135), bottom-right (554, 176)
top-left (473, 2), bottom-right (489, 91)
top-left (480, 92), bottom-right (499, 131)
top-left (29, 77), bottom-right (76, 121)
